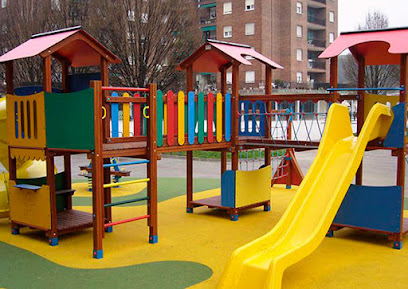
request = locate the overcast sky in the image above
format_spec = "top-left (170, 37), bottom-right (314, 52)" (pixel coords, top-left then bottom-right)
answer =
top-left (339, 0), bottom-right (408, 32)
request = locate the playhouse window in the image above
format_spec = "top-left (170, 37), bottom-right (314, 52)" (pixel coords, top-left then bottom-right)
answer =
top-left (297, 25), bottom-right (302, 38)
top-left (329, 32), bottom-right (335, 43)
top-left (224, 2), bottom-right (232, 14)
top-left (296, 2), bottom-right (302, 14)
top-left (245, 0), bottom-right (254, 11)
top-left (296, 72), bottom-right (303, 83)
top-left (245, 71), bottom-right (255, 84)
top-left (224, 26), bottom-right (232, 38)
top-left (245, 23), bottom-right (255, 35)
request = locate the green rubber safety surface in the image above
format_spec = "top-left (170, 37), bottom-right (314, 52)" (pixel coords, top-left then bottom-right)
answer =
top-left (73, 177), bottom-right (220, 207)
top-left (0, 242), bottom-right (212, 289)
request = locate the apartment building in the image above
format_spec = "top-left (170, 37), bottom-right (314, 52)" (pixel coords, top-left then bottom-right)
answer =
top-left (197, 0), bottom-right (338, 90)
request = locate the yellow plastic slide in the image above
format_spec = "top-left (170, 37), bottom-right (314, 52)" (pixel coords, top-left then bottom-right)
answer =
top-left (218, 103), bottom-right (392, 289)
top-left (0, 97), bottom-right (46, 217)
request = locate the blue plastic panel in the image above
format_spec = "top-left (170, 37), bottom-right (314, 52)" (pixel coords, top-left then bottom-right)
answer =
top-left (111, 92), bottom-right (119, 138)
top-left (221, 170), bottom-right (236, 208)
top-left (384, 102), bottom-right (405, 148)
top-left (334, 185), bottom-right (402, 233)
top-left (188, 91), bottom-right (195, 145)
top-left (225, 93), bottom-right (231, 142)
top-left (14, 184), bottom-right (42, 190)
top-left (239, 101), bottom-right (266, 137)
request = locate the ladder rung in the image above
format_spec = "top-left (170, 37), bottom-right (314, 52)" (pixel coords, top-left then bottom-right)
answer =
top-left (103, 160), bottom-right (149, 168)
top-left (104, 197), bottom-right (149, 207)
top-left (103, 178), bottom-right (150, 189)
top-left (104, 215), bottom-right (150, 228)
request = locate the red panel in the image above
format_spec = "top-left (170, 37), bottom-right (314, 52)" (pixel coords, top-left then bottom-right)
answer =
top-left (207, 93), bottom-right (214, 143)
top-left (133, 93), bottom-right (141, 136)
top-left (167, 91), bottom-right (175, 146)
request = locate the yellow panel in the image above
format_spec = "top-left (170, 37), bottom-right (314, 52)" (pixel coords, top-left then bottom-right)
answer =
top-left (9, 180), bottom-right (51, 230)
top-left (178, 91), bottom-right (185, 145)
top-left (216, 93), bottom-right (223, 142)
top-left (164, 103), bottom-right (168, 135)
top-left (123, 93), bottom-right (130, 137)
top-left (10, 148), bottom-right (46, 162)
top-left (235, 165), bottom-right (271, 208)
top-left (218, 104), bottom-right (393, 289)
top-left (6, 93), bottom-right (46, 148)
top-left (363, 93), bottom-right (399, 120)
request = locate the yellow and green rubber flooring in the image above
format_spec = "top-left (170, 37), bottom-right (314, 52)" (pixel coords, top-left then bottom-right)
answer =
top-left (0, 178), bottom-right (408, 289)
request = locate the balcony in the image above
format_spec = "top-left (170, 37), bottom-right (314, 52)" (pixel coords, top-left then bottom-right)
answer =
top-left (310, 0), bottom-right (326, 4)
top-left (307, 38), bottom-right (326, 49)
top-left (307, 15), bottom-right (326, 26)
top-left (308, 59), bottom-right (326, 70)
top-left (200, 17), bottom-right (216, 26)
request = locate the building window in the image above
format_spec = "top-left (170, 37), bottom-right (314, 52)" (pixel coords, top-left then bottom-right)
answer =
top-left (245, 0), bottom-right (254, 11)
top-left (1, 0), bottom-right (6, 8)
top-left (329, 32), bottom-right (335, 43)
top-left (141, 13), bottom-right (148, 23)
top-left (51, 0), bottom-right (60, 10)
top-left (245, 71), bottom-right (255, 84)
top-left (128, 10), bottom-right (135, 21)
top-left (227, 72), bottom-right (232, 84)
top-left (209, 7), bottom-right (216, 19)
top-left (296, 25), bottom-right (302, 38)
top-left (223, 26), bottom-right (232, 38)
top-left (296, 49), bottom-right (303, 61)
top-left (245, 23), bottom-right (255, 35)
top-left (296, 2), bottom-right (302, 14)
top-left (296, 72), bottom-right (303, 83)
top-left (224, 2), bottom-right (232, 14)
top-left (329, 11), bottom-right (335, 22)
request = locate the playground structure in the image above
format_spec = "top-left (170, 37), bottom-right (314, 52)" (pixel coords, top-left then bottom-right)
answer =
top-left (0, 24), bottom-right (406, 272)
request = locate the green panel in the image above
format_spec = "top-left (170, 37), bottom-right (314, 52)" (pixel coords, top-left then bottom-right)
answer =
top-left (201, 26), bottom-right (216, 32)
top-left (200, 3), bottom-right (216, 8)
top-left (44, 89), bottom-right (94, 150)
top-left (157, 90), bottom-right (164, 147)
top-left (198, 92), bottom-right (204, 144)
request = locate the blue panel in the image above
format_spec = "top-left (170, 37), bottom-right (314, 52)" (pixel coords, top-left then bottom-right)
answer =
top-left (239, 101), bottom-right (266, 137)
top-left (14, 184), bottom-right (41, 190)
top-left (188, 91), bottom-right (195, 145)
top-left (111, 92), bottom-right (119, 138)
top-left (221, 170), bottom-right (236, 208)
top-left (69, 73), bottom-right (101, 92)
top-left (334, 185), bottom-right (402, 233)
top-left (225, 93), bottom-right (231, 142)
top-left (384, 102), bottom-right (405, 148)
top-left (14, 86), bottom-right (62, 96)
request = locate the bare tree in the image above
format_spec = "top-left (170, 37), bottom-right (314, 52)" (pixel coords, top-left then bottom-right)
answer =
top-left (342, 11), bottom-right (399, 94)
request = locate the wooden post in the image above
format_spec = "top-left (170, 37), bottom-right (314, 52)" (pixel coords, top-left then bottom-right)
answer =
top-left (220, 66), bottom-right (228, 174)
top-left (5, 61), bottom-right (14, 94)
top-left (147, 83), bottom-right (158, 242)
top-left (46, 150), bottom-right (58, 244)
top-left (356, 56), bottom-right (365, 186)
top-left (90, 80), bottom-right (104, 258)
top-left (100, 57), bottom-right (112, 229)
top-left (63, 154), bottom-right (72, 210)
top-left (329, 56), bottom-right (339, 103)
top-left (231, 63), bottom-right (240, 171)
top-left (61, 60), bottom-right (70, 93)
top-left (43, 56), bottom-right (52, 93)
top-left (265, 65), bottom-right (272, 166)
top-left (186, 66), bottom-right (194, 211)
top-left (396, 54), bottom-right (407, 245)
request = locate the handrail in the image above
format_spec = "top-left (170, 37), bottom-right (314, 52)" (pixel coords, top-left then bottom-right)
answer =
top-left (102, 86), bottom-right (149, 92)
top-left (239, 94), bottom-right (358, 102)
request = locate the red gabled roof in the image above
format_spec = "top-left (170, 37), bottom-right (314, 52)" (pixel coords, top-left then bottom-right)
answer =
top-left (178, 40), bottom-right (283, 72)
top-left (0, 26), bottom-right (121, 67)
top-left (319, 27), bottom-right (408, 65)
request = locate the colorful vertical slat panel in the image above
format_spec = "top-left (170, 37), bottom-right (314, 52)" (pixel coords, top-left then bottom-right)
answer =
top-left (178, 91), bottom-right (185, 145)
top-left (133, 93), bottom-right (141, 136)
top-left (167, 91), bottom-right (175, 146)
top-left (123, 92), bottom-right (130, 137)
top-left (225, 93), bottom-right (231, 142)
top-left (207, 93), bottom-right (214, 143)
top-left (188, 91), bottom-right (195, 145)
top-left (216, 93), bottom-right (223, 142)
top-left (111, 92), bottom-right (119, 138)
top-left (198, 92), bottom-right (204, 144)
top-left (157, 90), bottom-right (164, 147)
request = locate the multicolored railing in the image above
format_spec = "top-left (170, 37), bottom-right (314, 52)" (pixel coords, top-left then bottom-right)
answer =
top-left (156, 91), bottom-right (232, 149)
